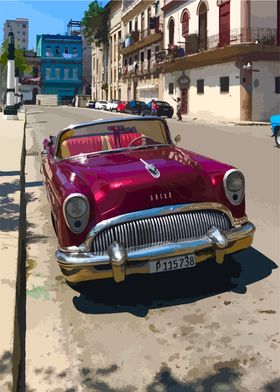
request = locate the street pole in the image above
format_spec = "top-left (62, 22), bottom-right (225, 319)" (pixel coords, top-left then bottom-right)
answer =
top-left (3, 31), bottom-right (18, 120)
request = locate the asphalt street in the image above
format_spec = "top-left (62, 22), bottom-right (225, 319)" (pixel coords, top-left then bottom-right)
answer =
top-left (24, 106), bottom-right (279, 392)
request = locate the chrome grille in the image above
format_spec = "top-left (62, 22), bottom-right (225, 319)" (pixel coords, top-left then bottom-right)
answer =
top-left (91, 210), bottom-right (232, 255)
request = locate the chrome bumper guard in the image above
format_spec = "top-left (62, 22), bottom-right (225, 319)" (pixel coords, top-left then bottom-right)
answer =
top-left (56, 222), bottom-right (255, 283)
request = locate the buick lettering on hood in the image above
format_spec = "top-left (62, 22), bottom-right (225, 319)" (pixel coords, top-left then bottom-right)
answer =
top-left (41, 117), bottom-right (255, 286)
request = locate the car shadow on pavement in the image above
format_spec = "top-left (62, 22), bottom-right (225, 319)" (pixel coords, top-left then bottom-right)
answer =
top-left (72, 247), bottom-right (278, 317)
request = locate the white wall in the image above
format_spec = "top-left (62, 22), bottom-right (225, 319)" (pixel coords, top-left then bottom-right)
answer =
top-left (252, 61), bottom-right (280, 121)
top-left (230, 0), bottom-right (241, 30)
top-left (110, 5), bottom-right (122, 29)
top-left (138, 87), bottom-right (159, 102)
top-left (189, 62), bottom-right (240, 121)
top-left (163, 62), bottom-right (241, 121)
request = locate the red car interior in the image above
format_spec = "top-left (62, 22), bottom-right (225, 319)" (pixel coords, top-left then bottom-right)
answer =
top-left (60, 133), bottom-right (143, 158)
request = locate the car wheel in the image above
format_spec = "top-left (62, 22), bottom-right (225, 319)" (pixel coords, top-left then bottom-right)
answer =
top-left (168, 115), bottom-right (173, 118)
top-left (275, 127), bottom-right (280, 147)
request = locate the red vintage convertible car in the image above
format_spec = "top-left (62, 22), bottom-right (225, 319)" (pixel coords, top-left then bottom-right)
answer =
top-left (41, 117), bottom-right (255, 285)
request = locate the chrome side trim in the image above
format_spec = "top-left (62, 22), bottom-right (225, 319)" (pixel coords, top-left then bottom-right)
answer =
top-left (85, 202), bottom-right (248, 251)
top-left (57, 222), bottom-right (255, 267)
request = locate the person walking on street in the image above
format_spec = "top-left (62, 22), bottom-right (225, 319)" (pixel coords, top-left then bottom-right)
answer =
top-left (172, 97), bottom-right (182, 121)
top-left (151, 99), bottom-right (158, 115)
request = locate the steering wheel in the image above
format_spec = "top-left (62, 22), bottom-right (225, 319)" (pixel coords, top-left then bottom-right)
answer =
top-left (128, 136), bottom-right (156, 147)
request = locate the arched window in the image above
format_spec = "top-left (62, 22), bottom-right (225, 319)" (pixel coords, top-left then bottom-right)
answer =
top-left (181, 10), bottom-right (190, 37)
top-left (168, 17), bottom-right (175, 46)
top-left (197, 1), bottom-right (208, 50)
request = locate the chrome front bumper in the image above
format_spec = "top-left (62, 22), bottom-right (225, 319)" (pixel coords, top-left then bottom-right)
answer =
top-left (56, 222), bottom-right (255, 283)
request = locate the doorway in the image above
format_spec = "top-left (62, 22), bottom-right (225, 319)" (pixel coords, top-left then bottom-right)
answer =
top-left (219, 1), bottom-right (230, 46)
top-left (32, 88), bottom-right (38, 104)
top-left (198, 2), bottom-right (208, 50)
top-left (181, 88), bottom-right (188, 114)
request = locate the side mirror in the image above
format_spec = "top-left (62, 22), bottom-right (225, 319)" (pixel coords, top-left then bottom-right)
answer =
top-left (174, 134), bottom-right (181, 145)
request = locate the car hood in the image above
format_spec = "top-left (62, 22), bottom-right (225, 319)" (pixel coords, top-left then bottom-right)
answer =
top-left (59, 146), bottom-right (239, 224)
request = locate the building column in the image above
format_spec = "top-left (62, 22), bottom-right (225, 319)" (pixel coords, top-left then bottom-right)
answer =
top-left (240, 59), bottom-right (252, 121)
top-left (241, 0), bottom-right (251, 42)
top-left (3, 31), bottom-right (18, 120)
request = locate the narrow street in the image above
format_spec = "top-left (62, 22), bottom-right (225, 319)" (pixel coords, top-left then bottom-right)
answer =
top-left (24, 106), bottom-right (279, 392)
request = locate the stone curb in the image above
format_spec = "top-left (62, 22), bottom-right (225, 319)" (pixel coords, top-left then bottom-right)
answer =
top-left (0, 109), bottom-right (26, 392)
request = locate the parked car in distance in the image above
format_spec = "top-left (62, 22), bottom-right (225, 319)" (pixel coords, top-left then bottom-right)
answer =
top-left (95, 100), bottom-right (108, 110)
top-left (147, 100), bottom-right (174, 118)
top-left (41, 117), bottom-right (255, 287)
top-left (124, 100), bottom-right (151, 115)
top-left (106, 100), bottom-right (120, 111)
top-left (116, 101), bottom-right (128, 112)
top-left (86, 100), bottom-right (95, 109)
top-left (270, 114), bottom-right (280, 147)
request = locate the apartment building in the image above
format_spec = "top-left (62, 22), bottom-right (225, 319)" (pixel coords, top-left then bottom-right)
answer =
top-left (67, 20), bottom-right (92, 95)
top-left (120, 0), bottom-right (164, 102)
top-left (93, 0), bottom-right (280, 121)
top-left (36, 34), bottom-right (83, 103)
top-left (108, 0), bottom-right (122, 100)
top-left (91, 0), bottom-right (122, 101)
top-left (158, 0), bottom-right (280, 121)
top-left (3, 18), bottom-right (29, 50)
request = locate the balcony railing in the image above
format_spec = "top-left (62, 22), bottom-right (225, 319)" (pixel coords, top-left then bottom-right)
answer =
top-left (44, 52), bottom-right (80, 59)
top-left (19, 76), bottom-right (41, 86)
top-left (155, 28), bottom-right (278, 65)
top-left (122, 59), bottom-right (156, 78)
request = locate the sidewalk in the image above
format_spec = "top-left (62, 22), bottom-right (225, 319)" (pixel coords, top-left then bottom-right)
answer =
top-left (0, 110), bottom-right (26, 392)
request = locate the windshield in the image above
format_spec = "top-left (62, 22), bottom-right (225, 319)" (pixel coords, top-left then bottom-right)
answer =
top-left (57, 118), bottom-right (171, 159)
top-left (156, 101), bottom-right (170, 106)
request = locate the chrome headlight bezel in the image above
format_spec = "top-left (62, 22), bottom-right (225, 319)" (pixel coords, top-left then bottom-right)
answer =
top-left (63, 193), bottom-right (90, 233)
top-left (223, 169), bottom-right (245, 206)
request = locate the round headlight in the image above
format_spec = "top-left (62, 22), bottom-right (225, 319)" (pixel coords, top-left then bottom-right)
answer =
top-left (66, 196), bottom-right (87, 218)
top-left (227, 171), bottom-right (244, 192)
top-left (223, 170), bottom-right (245, 205)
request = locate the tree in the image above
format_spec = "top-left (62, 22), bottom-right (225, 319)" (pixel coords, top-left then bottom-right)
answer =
top-left (0, 40), bottom-right (29, 76)
top-left (81, 0), bottom-right (109, 44)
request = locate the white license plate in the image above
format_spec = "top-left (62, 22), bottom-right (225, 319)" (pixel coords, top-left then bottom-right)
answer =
top-left (149, 254), bottom-right (196, 274)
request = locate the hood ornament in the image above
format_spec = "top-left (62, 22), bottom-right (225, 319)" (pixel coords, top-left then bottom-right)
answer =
top-left (140, 158), bottom-right (160, 178)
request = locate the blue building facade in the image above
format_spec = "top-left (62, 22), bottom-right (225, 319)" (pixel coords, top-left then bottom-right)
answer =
top-left (36, 34), bottom-right (83, 103)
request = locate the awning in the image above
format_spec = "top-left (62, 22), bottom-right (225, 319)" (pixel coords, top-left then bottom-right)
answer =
top-left (136, 84), bottom-right (158, 90)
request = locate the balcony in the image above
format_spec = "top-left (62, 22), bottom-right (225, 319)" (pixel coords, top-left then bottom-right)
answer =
top-left (43, 52), bottom-right (81, 61)
top-left (120, 25), bottom-right (163, 55)
top-left (122, 0), bottom-right (154, 23)
top-left (162, 0), bottom-right (182, 13)
top-left (155, 28), bottom-right (279, 70)
top-left (122, 59), bottom-right (156, 79)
